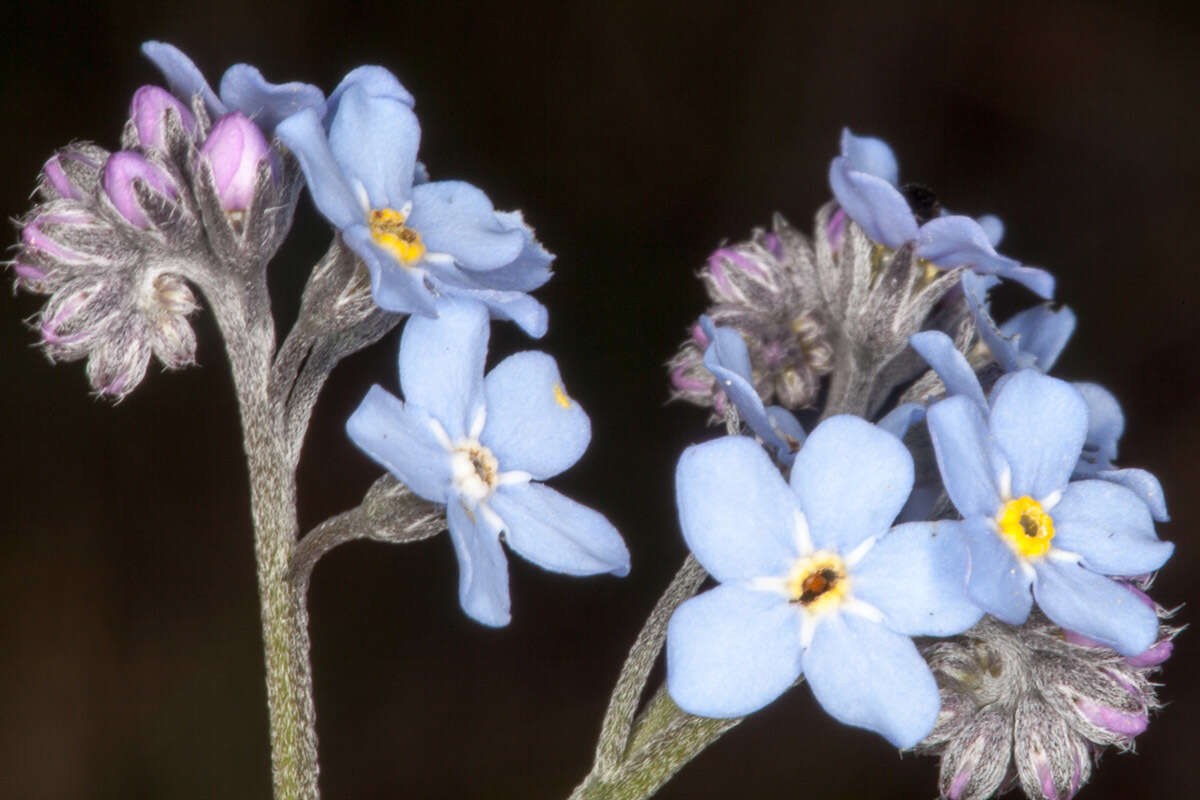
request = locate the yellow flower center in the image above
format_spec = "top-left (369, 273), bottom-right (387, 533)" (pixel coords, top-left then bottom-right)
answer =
top-left (786, 551), bottom-right (850, 613)
top-left (369, 207), bottom-right (426, 265)
top-left (996, 496), bottom-right (1055, 558)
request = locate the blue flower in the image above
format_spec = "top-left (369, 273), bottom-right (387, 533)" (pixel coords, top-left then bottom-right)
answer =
top-left (666, 417), bottom-right (981, 747)
top-left (346, 298), bottom-right (628, 626)
top-left (925, 369), bottom-right (1173, 655)
top-left (141, 41), bottom-right (327, 135)
top-left (829, 129), bottom-right (1055, 299)
top-left (275, 75), bottom-right (552, 336)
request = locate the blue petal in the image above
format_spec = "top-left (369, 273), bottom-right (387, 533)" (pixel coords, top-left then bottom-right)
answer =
top-left (667, 584), bottom-right (803, 718)
top-left (802, 611), bottom-right (940, 748)
top-left (345, 385), bottom-right (453, 502)
top-left (218, 65), bottom-right (325, 134)
top-left (467, 210), bottom-right (555, 291)
top-left (989, 371), bottom-right (1087, 501)
top-left (852, 522), bottom-right (982, 637)
top-left (875, 403), bottom-right (927, 440)
top-left (328, 85), bottom-right (419, 210)
top-left (840, 128), bottom-right (900, 186)
top-left (1090, 468), bottom-right (1169, 522)
top-left (408, 181), bottom-right (527, 271)
top-left (1033, 558), bottom-right (1159, 656)
top-left (1075, 382), bottom-right (1123, 469)
top-left (489, 482), bottom-right (629, 576)
top-left (917, 216), bottom-right (1055, 298)
top-left (976, 214), bottom-right (1004, 247)
top-left (999, 305), bottom-right (1075, 373)
top-left (828, 157), bottom-right (919, 248)
top-left (675, 437), bottom-right (803, 582)
top-left (326, 66), bottom-right (415, 123)
top-left (961, 271), bottom-right (1035, 372)
top-left (398, 297), bottom-right (489, 439)
top-left (446, 498), bottom-right (510, 627)
top-left (765, 406), bottom-right (806, 451)
top-left (910, 330), bottom-right (986, 409)
top-left (926, 395), bottom-right (1003, 518)
top-left (275, 108), bottom-right (362, 229)
top-left (429, 281), bottom-right (548, 338)
top-left (341, 225), bottom-right (439, 317)
top-left (959, 517), bottom-right (1033, 624)
top-left (481, 351), bottom-right (590, 479)
top-left (1050, 480), bottom-right (1173, 575)
top-left (789, 415), bottom-right (914, 553)
top-left (141, 41), bottom-right (225, 117)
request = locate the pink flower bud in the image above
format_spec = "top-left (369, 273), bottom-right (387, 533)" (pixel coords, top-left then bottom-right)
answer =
top-left (102, 152), bottom-right (179, 229)
top-left (198, 112), bottom-right (272, 214)
top-left (130, 85), bottom-right (197, 152)
top-left (39, 143), bottom-right (108, 202)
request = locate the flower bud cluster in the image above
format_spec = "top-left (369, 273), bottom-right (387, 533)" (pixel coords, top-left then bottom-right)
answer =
top-left (668, 223), bottom-right (833, 419)
top-left (918, 601), bottom-right (1178, 800)
top-left (12, 79), bottom-right (296, 398)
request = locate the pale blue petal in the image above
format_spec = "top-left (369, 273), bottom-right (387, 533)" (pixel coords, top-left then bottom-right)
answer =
top-left (1033, 559), bottom-right (1158, 656)
top-left (989, 371), bottom-right (1087, 500)
top-left (489, 482), bottom-right (629, 576)
top-left (961, 271), bottom-right (1036, 372)
top-left (446, 498), bottom-right (510, 627)
top-left (345, 385), bottom-right (453, 502)
top-left (840, 128), bottom-right (900, 186)
top-left (917, 216), bottom-right (1055, 298)
top-left (853, 522), bottom-right (982, 636)
top-left (275, 108), bottom-right (362, 229)
top-left (802, 612), bottom-right (940, 748)
top-left (675, 437), bottom-right (802, 582)
top-left (667, 584), bottom-right (802, 718)
top-left (1050, 480), bottom-right (1173, 575)
top-left (1090, 468), bottom-right (1169, 522)
top-left (960, 517), bottom-right (1033, 624)
top-left (1075, 382), bottom-right (1123, 470)
top-left (141, 41), bottom-right (225, 116)
top-left (909, 330), bottom-right (986, 409)
top-left (218, 64), bottom-right (325, 134)
top-left (426, 278), bottom-right (548, 338)
top-left (976, 214), bottom-right (1004, 247)
top-left (765, 406), bottom-right (807, 450)
top-left (790, 415), bottom-right (914, 553)
top-left (876, 402), bottom-right (926, 440)
top-left (699, 316), bottom-right (752, 378)
top-left (472, 211), bottom-right (555, 291)
top-left (828, 157), bottom-right (919, 247)
top-left (926, 396), bottom-right (1003, 518)
top-left (328, 85), bottom-right (419, 210)
top-left (398, 297), bottom-right (489, 439)
top-left (481, 351), bottom-right (590, 479)
top-left (897, 487), bottom-right (940, 524)
top-left (326, 66), bottom-right (415, 123)
top-left (999, 305), bottom-right (1075, 372)
top-left (408, 181), bottom-right (527, 271)
top-left (341, 225), bottom-right (439, 317)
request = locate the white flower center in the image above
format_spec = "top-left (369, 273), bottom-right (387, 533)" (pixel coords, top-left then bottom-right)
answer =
top-left (450, 439), bottom-right (499, 507)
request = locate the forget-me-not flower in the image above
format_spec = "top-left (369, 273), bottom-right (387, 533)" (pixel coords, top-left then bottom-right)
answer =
top-left (346, 298), bottom-right (628, 626)
top-left (142, 41), bottom-right (327, 135)
top-left (276, 75), bottom-right (553, 336)
top-left (667, 417), bottom-right (981, 748)
top-left (829, 129), bottom-right (1055, 298)
top-left (925, 369), bottom-right (1173, 656)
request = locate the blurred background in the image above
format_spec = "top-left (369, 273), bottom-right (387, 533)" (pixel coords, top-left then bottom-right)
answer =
top-left (1, 1), bottom-right (1197, 797)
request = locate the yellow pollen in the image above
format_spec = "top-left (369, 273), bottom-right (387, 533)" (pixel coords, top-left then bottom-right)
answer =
top-left (786, 551), bottom-right (850, 613)
top-left (553, 382), bottom-right (572, 409)
top-left (996, 496), bottom-right (1055, 558)
top-left (369, 207), bottom-right (426, 265)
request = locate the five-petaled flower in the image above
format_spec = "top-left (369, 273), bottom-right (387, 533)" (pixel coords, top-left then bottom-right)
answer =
top-left (828, 129), bottom-right (1055, 298)
top-left (926, 369), bottom-right (1173, 655)
top-left (276, 72), bottom-right (553, 336)
top-left (346, 298), bottom-right (629, 627)
top-left (666, 417), bottom-right (981, 748)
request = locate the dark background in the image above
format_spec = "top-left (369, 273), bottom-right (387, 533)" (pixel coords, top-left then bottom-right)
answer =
top-left (1, 1), bottom-right (1196, 798)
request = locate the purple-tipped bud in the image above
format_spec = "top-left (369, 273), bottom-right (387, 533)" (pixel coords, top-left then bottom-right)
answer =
top-left (1013, 695), bottom-right (1092, 800)
top-left (198, 112), bottom-right (272, 214)
top-left (937, 706), bottom-right (1014, 800)
top-left (1062, 582), bottom-right (1176, 668)
top-left (102, 151), bottom-right (180, 229)
top-left (38, 143), bottom-right (109, 202)
top-left (130, 85), bottom-right (197, 152)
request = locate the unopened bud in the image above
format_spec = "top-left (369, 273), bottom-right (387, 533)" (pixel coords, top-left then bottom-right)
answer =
top-left (130, 85), bottom-right (197, 152)
top-left (102, 152), bottom-right (180, 230)
top-left (38, 143), bottom-right (109, 202)
top-left (198, 112), bottom-right (273, 217)
top-left (938, 705), bottom-right (1014, 800)
top-left (1013, 694), bottom-right (1092, 800)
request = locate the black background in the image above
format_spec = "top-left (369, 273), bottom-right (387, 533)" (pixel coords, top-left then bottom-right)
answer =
top-left (2, 1), bottom-right (1197, 798)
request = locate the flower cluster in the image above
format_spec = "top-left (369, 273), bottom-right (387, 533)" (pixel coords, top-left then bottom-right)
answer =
top-left (664, 129), bottom-right (1175, 797)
